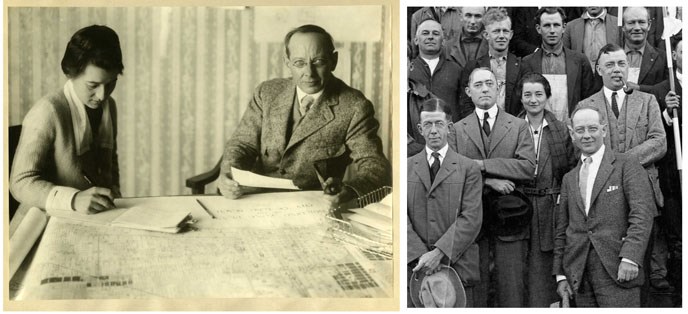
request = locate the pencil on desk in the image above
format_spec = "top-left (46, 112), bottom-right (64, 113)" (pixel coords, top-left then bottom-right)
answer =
top-left (196, 199), bottom-right (216, 219)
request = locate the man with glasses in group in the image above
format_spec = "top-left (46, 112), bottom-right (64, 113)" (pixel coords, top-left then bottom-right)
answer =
top-left (219, 24), bottom-right (390, 208)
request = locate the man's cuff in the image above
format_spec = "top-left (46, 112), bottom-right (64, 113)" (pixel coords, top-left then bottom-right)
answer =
top-left (45, 186), bottom-right (80, 214)
top-left (556, 275), bottom-right (567, 282)
top-left (621, 258), bottom-right (638, 266)
top-left (663, 109), bottom-right (673, 126)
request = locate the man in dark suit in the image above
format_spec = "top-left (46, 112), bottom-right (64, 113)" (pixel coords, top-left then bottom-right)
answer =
top-left (554, 106), bottom-right (655, 307)
top-left (508, 7), bottom-right (540, 58)
top-left (453, 67), bottom-right (536, 307)
top-left (521, 7), bottom-right (596, 121)
top-left (621, 7), bottom-right (669, 94)
top-left (219, 24), bottom-right (390, 206)
top-left (408, 98), bottom-right (482, 307)
top-left (409, 19), bottom-right (464, 122)
top-left (460, 8), bottom-right (522, 118)
top-left (449, 7), bottom-right (488, 68)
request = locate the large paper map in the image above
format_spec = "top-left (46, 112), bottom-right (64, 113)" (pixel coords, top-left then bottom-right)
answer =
top-left (13, 192), bottom-right (392, 300)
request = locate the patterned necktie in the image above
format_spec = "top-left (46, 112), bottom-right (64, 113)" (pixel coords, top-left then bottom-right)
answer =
top-left (611, 91), bottom-right (619, 118)
top-left (430, 151), bottom-right (441, 183)
top-left (300, 95), bottom-right (314, 116)
top-left (579, 157), bottom-right (593, 211)
top-left (482, 111), bottom-right (491, 136)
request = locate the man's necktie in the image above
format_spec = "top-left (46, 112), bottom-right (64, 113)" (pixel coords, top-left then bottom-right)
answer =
top-left (611, 91), bottom-right (619, 118)
top-left (579, 157), bottom-right (593, 210)
top-left (482, 112), bottom-right (491, 136)
top-left (300, 95), bottom-right (314, 116)
top-left (430, 151), bottom-right (441, 183)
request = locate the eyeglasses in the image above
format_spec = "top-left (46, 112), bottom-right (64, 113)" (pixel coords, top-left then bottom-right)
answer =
top-left (421, 121), bottom-right (447, 130)
top-left (289, 58), bottom-right (330, 69)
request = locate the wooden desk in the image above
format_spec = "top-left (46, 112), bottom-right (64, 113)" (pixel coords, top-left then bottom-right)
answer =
top-left (10, 192), bottom-right (392, 301)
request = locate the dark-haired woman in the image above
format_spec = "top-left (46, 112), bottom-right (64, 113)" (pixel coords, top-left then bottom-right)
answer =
top-left (516, 72), bottom-right (576, 307)
top-left (10, 25), bottom-right (124, 218)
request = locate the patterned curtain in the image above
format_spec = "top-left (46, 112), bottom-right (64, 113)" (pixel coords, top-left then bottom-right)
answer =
top-left (6, 6), bottom-right (392, 197)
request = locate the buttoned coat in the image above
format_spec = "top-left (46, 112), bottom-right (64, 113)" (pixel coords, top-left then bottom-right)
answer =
top-left (576, 89), bottom-right (666, 209)
top-left (553, 149), bottom-right (655, 291)
top-left (563, 14), bottom-right (620, 56)
top-left (221, 77), bottom-right (390, 196)
top-left (407, 148), bottom-right (483, 284)
top-left (521, 47), bottom-right (597, 118)
top-left (460, 53), bottom-right (522, 117)
top-left (453, 109), bottom-right (536, 240)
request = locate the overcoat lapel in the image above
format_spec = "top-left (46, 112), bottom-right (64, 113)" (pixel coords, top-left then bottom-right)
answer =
top-left (462, 115), bottom-right (487, 158)
top-left (412, 150), bottom-right (432, 192)
top-left (429, 151), bottom-right (458, 193)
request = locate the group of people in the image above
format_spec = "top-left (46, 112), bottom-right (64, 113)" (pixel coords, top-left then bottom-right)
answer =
top-left (407, 6), bottom-right (682, 307)
top-left (9, 24), bottom-right (390, 236)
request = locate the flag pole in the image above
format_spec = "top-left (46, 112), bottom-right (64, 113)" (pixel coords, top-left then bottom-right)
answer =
top-left (662, 7), bottom-right (682, 186)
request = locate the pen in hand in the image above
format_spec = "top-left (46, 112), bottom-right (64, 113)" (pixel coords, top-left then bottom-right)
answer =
top-left (196, 199), bottom-right (216, 219)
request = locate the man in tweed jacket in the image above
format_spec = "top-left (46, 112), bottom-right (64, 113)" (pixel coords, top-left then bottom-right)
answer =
top-left (219, 24), bottom-right (390, 205)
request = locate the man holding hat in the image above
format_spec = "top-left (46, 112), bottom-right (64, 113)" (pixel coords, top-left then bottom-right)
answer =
top-left (408, 98), bottom-right (483, 307)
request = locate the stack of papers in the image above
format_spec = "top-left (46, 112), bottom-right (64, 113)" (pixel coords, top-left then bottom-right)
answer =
top-left (49, 206), bottom-right (191, 234)
top-left (342, 199), bottom-right (392, 245)
top-left (111, 206), bottom-right (192, 233)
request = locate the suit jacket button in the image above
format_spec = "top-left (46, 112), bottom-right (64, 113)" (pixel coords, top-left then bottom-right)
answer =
top-left (428, 195), bottom-right (435, 199)
top-left (588, 231), bottom-right (593, 235)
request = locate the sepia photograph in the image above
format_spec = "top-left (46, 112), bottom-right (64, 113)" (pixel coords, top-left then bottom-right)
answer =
top-left (4, 0), bottom-right (398, 310)
top-left (406, 4), bottom-right (682, 308)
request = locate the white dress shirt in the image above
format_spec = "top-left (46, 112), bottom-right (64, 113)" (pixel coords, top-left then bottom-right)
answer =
top-left (474, 105), bottom-right (498, 131)
top-left (295, 86), bottom-right (324, 109)
top-left (422, 56), bottom-right (440, 76)
top-left (426, 144), bottom-right (449, 166)
top-left (603, 86), bottom-right (626, 113)
top-left (581, 145), bottom-right (606, 214)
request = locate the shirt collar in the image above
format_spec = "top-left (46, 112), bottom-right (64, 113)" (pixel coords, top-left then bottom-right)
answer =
top-left (676, 69), bottom-right (682, 85)
top-left (582, 144), bottom-right (606, 162)
top-left (603, 85), bottom-right (625, 102)
top-left (426, 144), bottom-right (449, 160)
top-left (295, 87), bottom-right (324, 106)
top-left (542, 42), bottom-right (564, 57)
top-left (624, 42), bottom-right (646, 55)
top-left (525, 115), bottom-right (549, 129)
top-left (583, 9), bottom-right (607, 20)
top-left (475, 105), bottom-right (499, 119)
top-left (489, 51), bottom-right (507, 61)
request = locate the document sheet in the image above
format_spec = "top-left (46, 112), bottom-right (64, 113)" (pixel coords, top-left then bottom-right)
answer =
top-left (13, 191), bottom-right (392, 300)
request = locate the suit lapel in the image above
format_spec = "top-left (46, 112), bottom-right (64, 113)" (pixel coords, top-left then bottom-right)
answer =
top-left (488, 110), bottom-right (511, 156)
top-left (286, 90), bottom-right (336, 151)
top-left (638, 45), bottom-right (657, 84)
top-left (462, 114), bottom-right (487, 158)
top-left (623, 92), bottom-right (641, 149)
top-left (268, 85), bottom-right (296, 151)
top-left (531, 50), bottom-right (544, 73)
top-left (588, 90), bottom-right (614, 150)
top-left (429, 150), bottom-right (459, 193)
top-left (588, 149), bottom-right (615, 215)
top-left (605, 15), bottom-right (619, 46)
top-left (413, 150), bottom-right (432, 192)
top-left (506, 54), bottom-right (519, 88)
top-left (571, 162), bottom-right (586, 214)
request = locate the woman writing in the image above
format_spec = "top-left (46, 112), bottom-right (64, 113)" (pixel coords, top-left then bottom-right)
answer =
top-left (10, 25), bottom-right (124, 217)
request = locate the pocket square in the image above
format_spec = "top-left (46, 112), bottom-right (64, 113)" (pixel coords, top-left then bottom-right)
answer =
top-left (606, 185), bottom-right (619, 192)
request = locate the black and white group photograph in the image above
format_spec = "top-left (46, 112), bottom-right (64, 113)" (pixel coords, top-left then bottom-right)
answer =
top-left (406, 5), bottom-right (683, 308)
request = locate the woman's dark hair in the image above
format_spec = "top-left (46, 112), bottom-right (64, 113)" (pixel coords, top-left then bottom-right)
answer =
top-left (61, 25), bottom-right (124, 78)
top-left (517, 72), bottom-right (552, 99)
